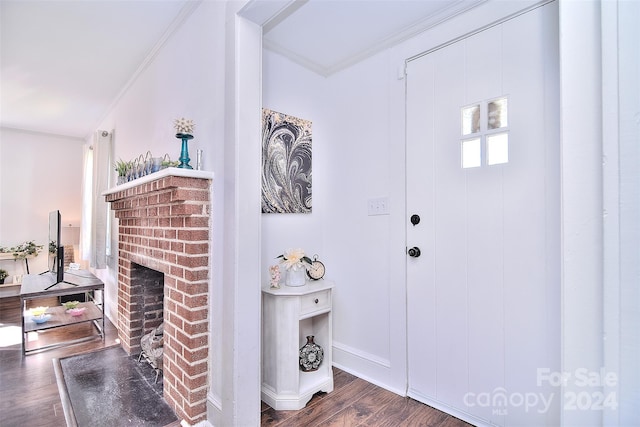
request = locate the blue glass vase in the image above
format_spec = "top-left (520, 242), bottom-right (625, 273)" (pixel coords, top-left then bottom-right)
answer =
top-left (176, 133), bottom-right (193, 169)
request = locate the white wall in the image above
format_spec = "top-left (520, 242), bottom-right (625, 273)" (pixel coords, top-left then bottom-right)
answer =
top-left (93, 0), bottom-right (235, 424)
top-left (261, 0), bottom-right (554, 397)
top-left (261, 51), bottom-right (328, 278)
top-left (261, 46), bottom-right (407, 392)
top-left (95, 0), bottom-right (225, 324)
top-left (602, 1), bottom-right (640, 425)
top-left (263, 3), bottom-right (640, 425)
top-left (321, 50), bottom-right (407, 391)
top-left (0, 128), bottom-right (83, 279)
top-left (559, 1), bottom-right (604, 425)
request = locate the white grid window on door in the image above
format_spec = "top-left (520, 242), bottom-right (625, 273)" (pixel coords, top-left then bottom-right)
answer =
top-left (460, 97), bottom-right (509, 168)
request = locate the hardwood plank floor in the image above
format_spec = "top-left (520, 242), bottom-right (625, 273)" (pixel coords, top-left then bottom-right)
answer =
top-left (0, 295), bottom-right (123, 427)
top-left (1, 295), bottom-right (471, 427)
top-left (260, 368), bottom-right (473, 427)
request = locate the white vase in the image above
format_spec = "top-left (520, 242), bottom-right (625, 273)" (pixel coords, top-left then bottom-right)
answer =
top-left (285, 265), bottom-right (307, 287)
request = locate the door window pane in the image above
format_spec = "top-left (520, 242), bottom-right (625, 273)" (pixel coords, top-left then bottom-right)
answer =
top-left (461, 105), bottom-right (480, 135)
top-left (487, 132), bottom-right (509, 165)
top-left (462, 138), bottom-right (481, 168)
top-left (488, 97), bottom-right (508, 129)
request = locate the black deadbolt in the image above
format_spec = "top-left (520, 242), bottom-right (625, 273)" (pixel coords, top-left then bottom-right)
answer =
top-left (410, 214), bottom-right (421, 226)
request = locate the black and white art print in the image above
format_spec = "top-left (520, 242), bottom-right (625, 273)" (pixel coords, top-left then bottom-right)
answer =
top-left (261, 109), bottom-right (312, 213)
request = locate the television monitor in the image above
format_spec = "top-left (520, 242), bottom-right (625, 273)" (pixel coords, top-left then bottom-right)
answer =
top-left (48, 210), bottom-right (64, 284)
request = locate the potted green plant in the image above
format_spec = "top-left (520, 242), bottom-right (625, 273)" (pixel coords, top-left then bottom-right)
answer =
top-left (0, 241), bottom-right (43, 259)
top-left (0, 269), bottom-right (8, 284)
top-left (160, 153), bottom-right (179, 169)
top-left (114, 158), bottom-right (132, 185)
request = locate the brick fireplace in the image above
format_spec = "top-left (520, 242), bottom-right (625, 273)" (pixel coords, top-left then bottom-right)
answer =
top-left (104, 170), bottom-right (212, 424)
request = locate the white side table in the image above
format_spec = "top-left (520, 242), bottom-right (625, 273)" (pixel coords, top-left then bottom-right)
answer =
top-left (261, 280), bottom-right (334, 410)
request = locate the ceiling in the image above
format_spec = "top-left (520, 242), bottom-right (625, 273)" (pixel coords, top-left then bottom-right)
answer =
top-left (0, 0), bottom-right (484, 140)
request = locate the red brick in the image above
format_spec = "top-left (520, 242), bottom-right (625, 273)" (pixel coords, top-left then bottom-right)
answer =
top-left (164, 252), bottom-right (178, 266)
top-left (176, 281), bottom-right (208, 295)
top-left (184, 293), bottom-right (208, 309)
top-left (182, 404), bottom-right (207, 425)
top-left (170, 217), bottom-right (185, 228)
top-left (184, 242), bottom-right (208, 255)
top-left (173, 188), bottom-right (209, 202)
top-left (168, 288), bottom-right (184, 305)
top-left (184, 345), bottom-right (209, 362)
top-left (177, 229), bottom-right (209, 241)
top-left (171, 204), bottom-right (204, 216)
top-left (175, 255), bottom-right (208, 268)
top-left (171, 241), bottom-right (185, 252)
top-left (175, 328), bottom-right (209, 349)
top-left (184, 216), bottom-right (209, 228)
top-left (177, 305), bottom-right (208, 323)
top-left (167, 176), bottom-right (210, 189)
top-left (183, 373), bottom-right (208, 390)
top-left (158, 191), bottom-right (172, 204)
top-left (168, 312), bottom-right (184, 331)
top-left (176, 357), bottom-right (208, 377)
top-left (158, 205), bottom-right (171, 216)
top-left (184, 269), bottom-right (208, 282)
top-left (170, 265), bottom-right (185, 278)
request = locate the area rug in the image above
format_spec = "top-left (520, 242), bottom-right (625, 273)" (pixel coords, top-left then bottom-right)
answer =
top-left (54, 345), bottom-right (178, 427)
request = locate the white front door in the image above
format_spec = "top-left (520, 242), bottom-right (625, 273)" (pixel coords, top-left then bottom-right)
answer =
top-left (406, 4), bottom-right (560, 426)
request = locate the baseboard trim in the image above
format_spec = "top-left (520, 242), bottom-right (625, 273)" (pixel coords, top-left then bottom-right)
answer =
top-left (332, 340), bottom-right (391, 368)
top-left (332, 360), bottom-right (406, 397)
top-left (206, 391), bottom-right (222, 427)
top-left (407, 388), bottom-right (491, 427)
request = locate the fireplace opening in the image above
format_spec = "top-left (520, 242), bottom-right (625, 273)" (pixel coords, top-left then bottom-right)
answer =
top-left (131, 263), bottom-right (165, 382)
top-left (131, 263), bottom-right (164, 338)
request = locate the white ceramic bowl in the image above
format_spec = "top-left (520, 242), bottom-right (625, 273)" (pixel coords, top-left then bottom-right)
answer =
top-left (68, 307), bottom-right (86, 317)
top-left (32, 314), bottom-right (52, 324)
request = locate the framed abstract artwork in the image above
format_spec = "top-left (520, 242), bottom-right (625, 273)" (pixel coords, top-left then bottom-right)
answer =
top-left (261, 109), bottom-right (312, 213)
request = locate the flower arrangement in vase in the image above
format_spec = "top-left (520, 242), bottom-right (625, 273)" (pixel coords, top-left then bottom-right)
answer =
top-left (276, 248), bottom-right (312, 287)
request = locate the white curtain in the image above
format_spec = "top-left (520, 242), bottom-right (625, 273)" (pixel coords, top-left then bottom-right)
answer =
top-left (79, 144), bottom-right (93, 262)
top-left (80, 130), bottom-right (112, 269)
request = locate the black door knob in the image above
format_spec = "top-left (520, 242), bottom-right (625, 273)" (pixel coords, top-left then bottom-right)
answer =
top-left (408, 247), bottom-right (421, 258)
top-left (410, 214), bottom-right (421, 226)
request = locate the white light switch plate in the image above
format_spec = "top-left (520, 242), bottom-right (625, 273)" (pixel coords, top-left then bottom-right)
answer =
top-left (368, 197), bottom-right (390, 216)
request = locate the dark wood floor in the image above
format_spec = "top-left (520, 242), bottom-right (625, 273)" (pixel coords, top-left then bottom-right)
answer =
top-left (0, 294), bottom-right (130, 427)
top-left (261, 370), bottom-right (473, 427)
top-left (1, 293), bottom-right (470, 427)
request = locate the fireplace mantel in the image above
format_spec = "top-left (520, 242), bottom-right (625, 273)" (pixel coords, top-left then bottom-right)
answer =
top-left (103, 167), bottom-right (214, 196)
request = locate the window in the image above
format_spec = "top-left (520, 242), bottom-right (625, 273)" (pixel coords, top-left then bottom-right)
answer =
top-left (488, 97), bottom-right (508, 130)
top-left (460, 97), bottom-right (509, 168)
top-left (462, 104), bottom-right (480, 135)
top-left (487, 132), bottom-right (509, 165)
top-left (462, 138), bottom-right (482, 168)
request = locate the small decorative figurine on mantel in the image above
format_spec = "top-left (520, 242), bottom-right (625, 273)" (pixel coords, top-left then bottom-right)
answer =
top-left (269, 265), bottom-right (281, 289)
top-left (174, 117), bottom-right (195, 134)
